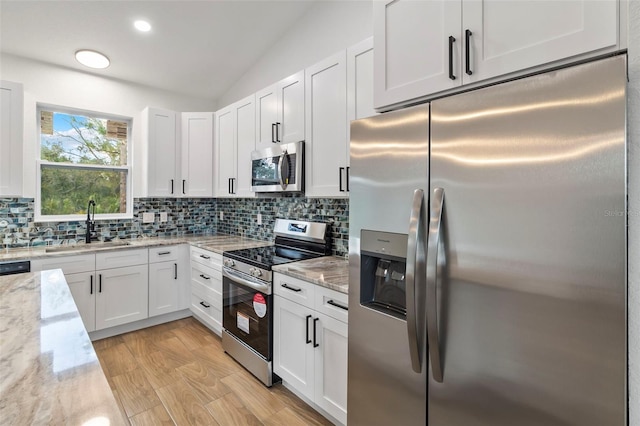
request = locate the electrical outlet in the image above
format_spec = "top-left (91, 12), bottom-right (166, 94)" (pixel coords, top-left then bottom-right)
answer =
top-left (257, 213), bottom-right (262, 225)
top-left (220, 211), bottom-right (224, 220)
top-left (160, 212), bottom-right (168, 222)
top-left (142, 212), bottom-right (155, 223)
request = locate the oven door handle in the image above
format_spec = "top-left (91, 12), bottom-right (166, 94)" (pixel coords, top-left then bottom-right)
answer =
top-left (223, 268), bottom-right (271, 294)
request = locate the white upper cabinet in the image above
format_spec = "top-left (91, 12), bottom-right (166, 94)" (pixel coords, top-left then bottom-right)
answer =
top-left (1, 80), bottom-right (24, 197)
top-left (462, 0), bottom-right (618, 84)
top-left (181, 112), bottom-right (214, 197)
top-left (374, 0), bottom-right (620, 109)
top-left (374, 0), bottom-right (461, 109)
top-left (215, 105), bottom-right (236, 197)
top-left (144, 107), bottom-right (179, 197)
top-left (305, 51), bottom-right (348, 198)
top-left (145, 107), bottom-right (214, 197)
top-left (215, 95), bottom-right (256, 197)
top-left (255, 71), bottom-right (305, 149)
top-left (347, 37), bottom-right (377, 140)
top-left (234, 96), bottom-right (257, 197)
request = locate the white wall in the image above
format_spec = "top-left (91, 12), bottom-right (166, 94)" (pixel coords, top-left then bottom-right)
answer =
top-left (0, 53), bottom-right (216, 198)
top-left (217, 0), bottom-right (372, 108)
top-left (628, 1), bottom-right (639, 424)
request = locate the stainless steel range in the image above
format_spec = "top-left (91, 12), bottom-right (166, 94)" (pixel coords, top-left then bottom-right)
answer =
top-left (221, 218), bottom-right (331, 386)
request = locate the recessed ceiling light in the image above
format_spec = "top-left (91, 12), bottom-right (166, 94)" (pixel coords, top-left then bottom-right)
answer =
top-left (134, 20), bottom-right (152, 32)
top-left (75, 50), bottom-right (110, 69)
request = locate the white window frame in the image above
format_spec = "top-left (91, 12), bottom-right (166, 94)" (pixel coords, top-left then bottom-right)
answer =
top-left (35, 104), bottom-right (133, 222)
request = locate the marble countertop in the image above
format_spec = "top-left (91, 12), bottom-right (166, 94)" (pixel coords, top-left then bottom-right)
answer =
top-left (0, 269), bottom-right (125, 425)
top-left (272, 256), bottom-right (349, 294)
top-left (0, 234), bottom-right (271, 261)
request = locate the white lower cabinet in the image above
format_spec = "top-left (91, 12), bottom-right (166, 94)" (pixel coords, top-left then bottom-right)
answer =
top-left (65, 271), bottom-right (97, 332)
top-left (32, 247), bottom-right (165, 333)
top-left (189, 246), bottom-right (223, 334)
top-left (95, 264), bottom-right (148, 330)
top-left (274, 273), bottom-right (348, 425)
top-left (148, 245), bottom-right (190, 317)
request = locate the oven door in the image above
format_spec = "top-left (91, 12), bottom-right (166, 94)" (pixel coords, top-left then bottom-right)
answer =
top-left (222, 268), bottom-right (273, 360)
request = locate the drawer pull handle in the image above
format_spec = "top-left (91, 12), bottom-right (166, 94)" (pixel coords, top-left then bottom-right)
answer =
top-left (200, 301), bottom-right (210, 308)
top-left (200, 254), bottom-right (211, 260)
top-left (158, 251), bottom-right (171, 255)
top-left (200, 274), bottom-right (210, 280)
top-left (327, 299), bottom-right (348, 311)
top-left (281, 283), bottom-right (301, 292)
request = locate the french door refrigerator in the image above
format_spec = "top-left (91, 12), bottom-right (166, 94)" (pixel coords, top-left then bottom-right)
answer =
top-left (348, 55), bottom-right (627, 426)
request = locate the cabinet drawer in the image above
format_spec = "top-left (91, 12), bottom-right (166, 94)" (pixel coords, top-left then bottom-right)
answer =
top-left (191, 279), bottom-right (221, 303)
top-left (191, 266), bottom-right (221, 294)
top-left (274, 273), bottom-right (315, 308)
top-left (96, 248), bottom-right (148, 270)
top-left (191, 246), bottom-right (221, 270)
top-left (32, 253), bottom-right (95, 275)
top-left (315, 286), bottom-right (348, 323)
top-left (149, 245), bottom-right (182, 263)
top-left (190, 290), bottom-right (221, 331)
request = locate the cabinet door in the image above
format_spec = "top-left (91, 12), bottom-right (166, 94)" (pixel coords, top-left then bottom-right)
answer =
top-left (273, 295), bottom-right (315, 400)
top-left (278, 71), bottom-right (305, 144)
top-left (95, 264), bottom-right (148, 330)
top-left (462, 0), bottom-right (618, 84)
top-left (373, 0), bottom-right (461, 109)
top-left (148, 260), bottom-right (181, 317)
top-left (181, 112), bottom-right (213, 197)
top-left (314, 312), bottom-right (348, 425)
top-left (215, 106), bottom-right (236, 196)
top-left (234, 95), bottom-right (256, 197)
top-left (255, 84), bottom-right (278, 149)
top-left (0, 80), bottom-right (23, 196)
top-left (347, 37), bottom-right (376, 172)
top-left (65, 271), bottom-right (96, 332)
top-left (145, 107), bottom-right (178, 197)
top-left (348, 37), bottom-right (376, 124)
top-left (305, 51), bottom-right (348, 198)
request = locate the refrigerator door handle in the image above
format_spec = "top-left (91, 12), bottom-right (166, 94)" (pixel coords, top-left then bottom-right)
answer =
top-left (406, 188), bottom-right (426, 373)
top-left (427, 187), bottom-right (445, 383)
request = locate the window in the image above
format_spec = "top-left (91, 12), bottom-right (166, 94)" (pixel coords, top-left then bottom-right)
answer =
top-left (36, 106), bottom-right (132, 221)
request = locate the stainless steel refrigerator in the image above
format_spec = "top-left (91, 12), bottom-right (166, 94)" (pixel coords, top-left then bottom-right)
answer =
top-left (348, 55), bottom-right (627, 426)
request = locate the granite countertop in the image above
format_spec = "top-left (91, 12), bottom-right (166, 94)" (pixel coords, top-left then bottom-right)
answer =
top-left (0, 269), bottom-right (125, 425)
top-left (0, 234), bottom-right (271, 261)
top-left (272, 256), bottom-right (349, 294)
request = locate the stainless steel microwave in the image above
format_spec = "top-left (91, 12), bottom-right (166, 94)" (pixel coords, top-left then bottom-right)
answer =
top-left (251, 141), bottom-right (304, 193)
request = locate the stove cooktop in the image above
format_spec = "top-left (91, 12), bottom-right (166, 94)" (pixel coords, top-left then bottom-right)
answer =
top-left (223, 245), bottom-right (324, 270)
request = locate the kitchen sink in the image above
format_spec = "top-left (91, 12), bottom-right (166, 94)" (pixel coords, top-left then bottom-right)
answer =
top-left (45, 240), bottom-right (130, 253)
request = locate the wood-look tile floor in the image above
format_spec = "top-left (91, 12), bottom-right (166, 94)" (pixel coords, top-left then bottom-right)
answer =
top-left (93, 318), bottom-right (333, 426)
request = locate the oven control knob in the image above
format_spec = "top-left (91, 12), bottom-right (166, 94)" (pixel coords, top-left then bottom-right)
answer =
top-left (224, 259), bottom-right (235, 268)
top-left (250, 268), bottom-right (262, 278)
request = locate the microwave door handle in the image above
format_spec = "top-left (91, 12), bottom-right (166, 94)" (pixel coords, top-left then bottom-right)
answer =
top-left (278, 151), bottom-right (289, 190)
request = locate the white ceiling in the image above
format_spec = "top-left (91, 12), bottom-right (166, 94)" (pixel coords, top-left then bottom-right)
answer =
top-left (0, 0), bottom-right (317, 100)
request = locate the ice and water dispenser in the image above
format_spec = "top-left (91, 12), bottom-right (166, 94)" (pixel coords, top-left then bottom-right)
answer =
top-left (360, 230), bottom-right (408, 319)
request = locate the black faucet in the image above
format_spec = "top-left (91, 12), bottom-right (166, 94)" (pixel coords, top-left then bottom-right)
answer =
top-left (85, 200), bottom-right (96, 243)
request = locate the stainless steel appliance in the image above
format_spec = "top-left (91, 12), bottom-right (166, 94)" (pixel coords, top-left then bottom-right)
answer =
top-left (0, 260), bottom-right (30, 276)
top-left (222, 218), bottom-right (330, 386)
top-left (348, 56), bottom-right (627, 426)
top-left (251, 141), bottom-right (304, 193)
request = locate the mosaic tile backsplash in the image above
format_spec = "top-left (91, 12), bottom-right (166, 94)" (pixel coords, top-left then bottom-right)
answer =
top-left (217, 195), bottom-right (349, 257)
top-left (1, 196), bottom-right (349, 257)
